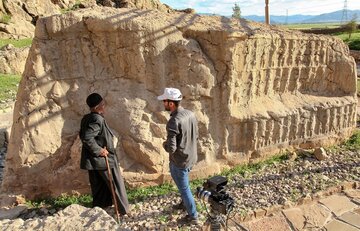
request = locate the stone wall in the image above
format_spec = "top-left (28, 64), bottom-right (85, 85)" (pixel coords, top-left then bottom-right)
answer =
top-left (0, 7), bottom-right (357, 199)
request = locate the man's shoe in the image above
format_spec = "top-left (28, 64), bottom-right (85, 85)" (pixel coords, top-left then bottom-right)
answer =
top-left (177, 215), bottom-right (199, 225)
top-left (172, 201), bottom-right (186, 210)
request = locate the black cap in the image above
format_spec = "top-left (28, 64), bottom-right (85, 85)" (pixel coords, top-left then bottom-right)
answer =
top-left (86, 93), bottom-right (103, 108)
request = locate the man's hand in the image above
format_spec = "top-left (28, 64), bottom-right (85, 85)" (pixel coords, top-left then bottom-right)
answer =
top-left (99, 147), bottom-right (109, 157)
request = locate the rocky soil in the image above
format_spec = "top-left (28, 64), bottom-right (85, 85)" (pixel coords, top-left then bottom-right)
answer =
top-left (0, 132), bottom-right (359, 230)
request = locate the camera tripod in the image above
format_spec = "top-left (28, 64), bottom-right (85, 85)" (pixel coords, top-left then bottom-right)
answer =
top-left (203, 208), bottom-right (249, 231)
top-left (203, 209), bottom-right (226, 231)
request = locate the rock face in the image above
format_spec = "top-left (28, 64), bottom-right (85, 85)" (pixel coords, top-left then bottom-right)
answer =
top-left (0, 44), bottom-right (30, 74)
top-left (0, 7), bottom-right (357, 199)
top-left (0, 0), bottom-right (170, 39)
top-left (97, 0), bottom-right (173, 12)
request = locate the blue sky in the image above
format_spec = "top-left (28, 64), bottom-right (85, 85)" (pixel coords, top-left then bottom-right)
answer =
top-left (160, 0), bottom-right (360, 16)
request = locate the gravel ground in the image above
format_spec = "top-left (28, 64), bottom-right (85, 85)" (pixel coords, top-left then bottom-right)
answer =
top-left (118, 146), bottom-right (359, 230)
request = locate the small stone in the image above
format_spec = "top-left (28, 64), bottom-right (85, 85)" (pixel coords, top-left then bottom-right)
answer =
top-left (314, 148), bottom-right (328, 161)
top-left (254, 208), bottom-right (266, 218)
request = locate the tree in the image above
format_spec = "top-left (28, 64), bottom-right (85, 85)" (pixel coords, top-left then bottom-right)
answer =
top-left (232, 3), bottom-right (241, 19)
top-left (345, 14), bottom-right (358, 39)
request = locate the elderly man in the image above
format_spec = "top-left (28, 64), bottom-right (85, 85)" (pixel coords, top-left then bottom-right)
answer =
top-left (79, 93), bottom-right (129, 216)
top-left (158, 88), bottom-right (199, 225)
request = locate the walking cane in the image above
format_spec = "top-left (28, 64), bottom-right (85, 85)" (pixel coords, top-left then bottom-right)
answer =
top-left (105, 155), bottom-right (121, 224)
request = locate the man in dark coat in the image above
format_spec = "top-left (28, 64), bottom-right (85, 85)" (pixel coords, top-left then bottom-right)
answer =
top-left (79, 93), bottom-right (129, 215)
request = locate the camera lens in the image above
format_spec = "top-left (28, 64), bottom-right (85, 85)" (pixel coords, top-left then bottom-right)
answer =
top-left (196, 187), bottom-right (212, 202)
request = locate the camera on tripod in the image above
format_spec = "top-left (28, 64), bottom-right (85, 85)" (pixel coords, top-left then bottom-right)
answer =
top-left (196, 175), bottom-right (235, 215)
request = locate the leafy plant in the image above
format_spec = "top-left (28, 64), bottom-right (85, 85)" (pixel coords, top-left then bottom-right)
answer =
top-left (157, 214), bottom-right (169, 223)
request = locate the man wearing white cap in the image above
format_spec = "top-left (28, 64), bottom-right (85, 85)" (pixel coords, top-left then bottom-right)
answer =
top-left (157, 88), bottom-right (199, 225)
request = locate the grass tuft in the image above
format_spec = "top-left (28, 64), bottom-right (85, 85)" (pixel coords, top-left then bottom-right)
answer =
top-left (127, 183), bottom-right (177, 203)
top-left (26, 193), bottom-right (92, 209)
top-left (61, 0), bottom-right (83, 13)
top-left (0, 38), bottom-right (33, 48)
top-left (342, 130), bottom-right (360, 150)
top-left (0, 13), bottom-right (11, 24)
top-left (0, 73), bottom-right (21, 102)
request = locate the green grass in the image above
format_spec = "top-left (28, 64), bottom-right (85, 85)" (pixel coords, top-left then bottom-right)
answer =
top-left (342, 130), bottom-right (360, 151)
top-left (26, 193), bottom-right (92, 209)
top-left (127, 183), bottom-right (177, 203)
top-left (0, 38), bottom-right (33, 48)
top-left (0, 13), bottom-right (11, 24)
top-left (281, 23), bottom-right (360, 50)
top-left (281, 23), bottom-right (341, 30)
top-left (0, 73), bottom-right (21, 102)
top-left (335, 30), bottom-right (360, 50)
top-left (222, 153), bottom-right (288, 180)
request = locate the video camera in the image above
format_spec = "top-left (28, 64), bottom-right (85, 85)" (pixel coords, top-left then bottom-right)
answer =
top-left (196, 175), bottom-right (234, 215)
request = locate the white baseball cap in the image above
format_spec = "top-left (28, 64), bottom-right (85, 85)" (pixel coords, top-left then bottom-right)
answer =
top-left (157, 88), bottom-right (183, 101)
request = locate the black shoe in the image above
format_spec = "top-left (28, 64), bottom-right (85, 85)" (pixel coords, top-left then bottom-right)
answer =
top-left (177, 215), bottom-right (199, 225)
top-left (172, 201), bottom-right (186, 210)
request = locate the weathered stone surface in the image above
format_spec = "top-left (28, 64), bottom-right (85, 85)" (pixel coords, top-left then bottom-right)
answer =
top-left (344, 189), bottom-right (360, 200)
top-left (0, 204), bottom-right (121, 230)
top-left (99, 0), bottom-right (173, 12)
top-left (0, 6), bottom-right (357, 199)
top-left (325, 219), bottom-right (359, 231)
top-left (242, 214), bottom-right (291, 231)
top-left (0, 0), bottom-right (59, 39)
top-left (0, 205), bottom-right (27, 219)
top-left (0, 194), bottom-right (26, 207)
top-left (319, 195), bottom-right (358, 216)
top-left (0, 0), bottom-right (170, 39)
top-left (302, 204), bottom-right (331, 230)
top-left (282, 208), bottom-right (305, 230)
top-left (338, 211), bottom-right (360, 229)
top-left (0, 44), bottom-right (30, 75)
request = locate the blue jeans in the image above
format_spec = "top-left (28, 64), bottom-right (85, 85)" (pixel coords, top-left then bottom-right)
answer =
top-left (170, 163), bottom-right (198, 218)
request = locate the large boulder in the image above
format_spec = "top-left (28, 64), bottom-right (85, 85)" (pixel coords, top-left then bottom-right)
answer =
top-left (0, 6), bottom-right (357, 199)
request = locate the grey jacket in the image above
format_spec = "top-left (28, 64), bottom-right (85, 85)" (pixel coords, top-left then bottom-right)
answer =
top-left (164, 107), bottom-right (198, 169)
top-left (79, 112), bottom-right (117, 170)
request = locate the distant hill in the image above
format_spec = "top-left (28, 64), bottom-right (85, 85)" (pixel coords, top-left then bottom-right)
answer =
top-left (242, 9), bottom-right (360, 24)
